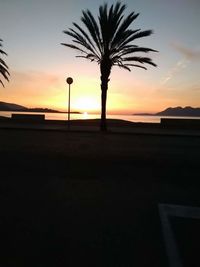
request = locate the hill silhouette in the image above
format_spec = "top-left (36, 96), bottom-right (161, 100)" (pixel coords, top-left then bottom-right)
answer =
top-left (0, 101), bottom-right (26, 111)
top-left (0, 101), bottom-right (80, 113)
top-left (134, 106), bottom-right (200, 117)
top-left (156, 106), bottom-right (200, 116)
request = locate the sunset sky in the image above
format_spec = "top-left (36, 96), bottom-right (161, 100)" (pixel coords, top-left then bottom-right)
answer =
top-left (1, 0), bottom-right (200, 114)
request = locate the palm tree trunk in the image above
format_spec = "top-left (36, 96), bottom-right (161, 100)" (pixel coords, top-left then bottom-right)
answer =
top-left (100, 84), bottom-right (107, 131)
top-left (100, 59), bottom-right (111, 132)
top-left (100, 72), bottom-right (110, 132)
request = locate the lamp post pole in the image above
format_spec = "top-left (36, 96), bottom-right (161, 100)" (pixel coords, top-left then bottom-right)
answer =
top-left (66, 77), bottom-right (73, 130)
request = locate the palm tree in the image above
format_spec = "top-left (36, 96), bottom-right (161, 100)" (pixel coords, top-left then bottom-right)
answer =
top-left (0, 39), bottom-right (10, 87)
top-left (61, 1), bottom-right (157, 131)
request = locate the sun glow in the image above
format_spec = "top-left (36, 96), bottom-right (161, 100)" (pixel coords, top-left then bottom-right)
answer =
top-left (83, 111), bottom-right (88, 119)
top-left (73, 97), bottom-right (100, 112)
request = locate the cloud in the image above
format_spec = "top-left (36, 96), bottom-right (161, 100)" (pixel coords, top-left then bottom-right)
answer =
top-left (161, 59), bottom-right (188, 85)
top-left (171, 42), bottom-right (200, 61)
top-left (161, 42), bottom-right (200, 85)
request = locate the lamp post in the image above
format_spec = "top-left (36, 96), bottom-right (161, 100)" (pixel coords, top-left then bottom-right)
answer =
top-left (66, 77), bottom-right (73, 130)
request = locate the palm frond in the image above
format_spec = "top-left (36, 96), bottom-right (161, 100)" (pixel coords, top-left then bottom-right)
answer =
top-left (122, 56), bottom-right (157, 67)
top-left (0, 58), bottom-right (9, 68)
top-left (0, 49), bottom-right (7, 56)
top-left (69, 27), bottom-right (98, 56)
top-left (84, 10), bottom-right (102, 54)
top-left (111, 44), bottom-right (138, 55)
top-left (110, 2), bottom-right (126, 32)
top-left (111, 12), bottom-right (139, 49)
top-left (0, 66), bottom-right (10, 87)
top-left (124, 64), bottom-right (147, 70)
top-left (61, 2), bottom-right (157, 71)
top-left (107, 2), bottom-right (126, 47)
top-left (76, 53), bottom-right (100, 62)
top-left (72, 22), bottom-right (99, 56)
top-left (63, 29), bottom-right (99, 58)
top-left (120, 30), bottom-right (153, 49)
top-left (111, 29), bottom-right (140, 53)
top-left (0, 65), bottom-right (10, 80)
top-left (116, 64), bottom-right (131, 71)
top-left (0, 39), bottom-right (9, 87)
top-left (130, 30), bottom-right (154, 40)
top-left (98, 3), bottom-right (109, 50)
top-left (61, 43), bottom-right (88, 54)
top-left (117, 47), bottom-right (158, 57)
top-left (0, 80), bottom-right (4, 87)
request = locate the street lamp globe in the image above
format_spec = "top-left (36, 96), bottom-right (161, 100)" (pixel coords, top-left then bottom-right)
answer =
top-left (66, 77), bottom-right (73, 85)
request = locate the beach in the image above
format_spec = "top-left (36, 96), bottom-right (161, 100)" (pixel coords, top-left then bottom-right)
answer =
top-left (0, 120), bottom-right (200, 266)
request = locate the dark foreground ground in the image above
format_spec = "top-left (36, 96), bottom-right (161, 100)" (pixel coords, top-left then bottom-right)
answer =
top-left (0, 127), bottom-right (200, 267)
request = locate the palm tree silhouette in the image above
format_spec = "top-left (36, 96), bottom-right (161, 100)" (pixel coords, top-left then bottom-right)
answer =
top-left (61, 2), bottom-right (157, 131)
top-left (0, 39), bottom-right (10, 87)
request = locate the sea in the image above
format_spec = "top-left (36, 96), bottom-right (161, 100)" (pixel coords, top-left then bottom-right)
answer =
top-left (1, 111), bottom-right (200, 123)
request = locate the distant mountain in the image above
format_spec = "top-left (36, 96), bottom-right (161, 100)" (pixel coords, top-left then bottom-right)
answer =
top-left (0, 101), bottom-right (59, 112)
top-left (155, 106), bottom-right (200, 116)
top-left (27, 108), bottom-right (80, 114)
top-left (0, 101), bottom-right (27, 111)
top-left (0, 101), bottom-right (81, 113)
top-left (133, 106), bottom-right (200, 117)
top-left (25, 108), bottom-right (60, 113)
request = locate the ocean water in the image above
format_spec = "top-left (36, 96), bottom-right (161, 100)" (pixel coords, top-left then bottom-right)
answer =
top-left (0, 111), bottom-right (200, 123)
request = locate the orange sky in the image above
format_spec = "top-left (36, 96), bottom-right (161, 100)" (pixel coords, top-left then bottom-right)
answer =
top-left (2, 60), bottom-right (199, 114)
top-left (1, 0), bottom-right (200, 114)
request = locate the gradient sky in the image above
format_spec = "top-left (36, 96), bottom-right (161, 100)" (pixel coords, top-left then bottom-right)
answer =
top-left (0, 0), bottom-right (200, 113)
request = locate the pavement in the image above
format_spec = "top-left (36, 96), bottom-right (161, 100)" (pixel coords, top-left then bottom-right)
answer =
top-left (0, 118), bottom-right (200, 267)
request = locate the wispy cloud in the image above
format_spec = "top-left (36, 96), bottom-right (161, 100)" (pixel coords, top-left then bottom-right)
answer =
top-left (171, 42), bottom-right (200, 61)
top-left (161, 43), bottom-right (200, 85)
top-left (161, 59), bottom-right (188, 85)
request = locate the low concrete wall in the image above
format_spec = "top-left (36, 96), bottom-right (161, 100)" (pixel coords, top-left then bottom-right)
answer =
top-left (11, 113), bottom-right (45, 122)
top-left (161, 118), bottom-right (200, 129)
